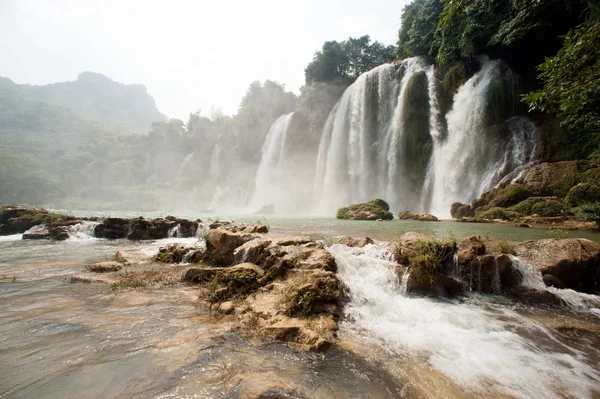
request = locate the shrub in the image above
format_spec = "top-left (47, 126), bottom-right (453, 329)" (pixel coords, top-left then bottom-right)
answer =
top-left (531, 200), bottom-right (568, 217)
top-left (572, 202), bottom-right (600, 227)
top-left (565, 183), bottom-right (600, 207)
top-left (509, 197), bottom-right (559, 215)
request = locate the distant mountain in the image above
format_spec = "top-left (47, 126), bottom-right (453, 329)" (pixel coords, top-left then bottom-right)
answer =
top-left (22, 72), bottom-right (166, 134)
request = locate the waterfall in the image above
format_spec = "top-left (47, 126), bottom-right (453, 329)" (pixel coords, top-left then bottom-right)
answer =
top-left (313, 55), bottom-right (538, 218)
top-left (314, 57), bottom-right (437, 214)
top-left (427, 57), bottom-right (537, 217)
top-left (328, 243), bottom-right (600, 398)
top-left (68, 221), bottom-right (99, 240)
top-left (250, 113), bottom-right (294, 213)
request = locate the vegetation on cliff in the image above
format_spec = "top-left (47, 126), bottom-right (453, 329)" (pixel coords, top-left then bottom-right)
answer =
top-left (396, 0), bottom-right (599, 159)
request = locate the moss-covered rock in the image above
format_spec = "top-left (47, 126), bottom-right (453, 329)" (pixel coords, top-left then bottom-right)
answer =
top-left (402, 71), bottom-right (432, 187)
top-left (397, 211), bottom-right (439, 221)
top-left (509, 196), bottom-right (560, 215)
top-left (450, 202), bottom-right (475, 219)
top-left (565, 183), bottom-right (600, 206)
top-left (514, 160), bottom-right (592, 197)
top-left (531, 199), bottom-right (569, 217)
top-left (487, 184), bottom-right (536, 208)
top-left (336, 199), bottom-right (394, 220)
top-left (477, 207), bottom-right (520, 221)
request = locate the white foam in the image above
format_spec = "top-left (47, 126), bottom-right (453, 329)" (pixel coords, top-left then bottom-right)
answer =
top-left (0, 234), bottom-right (23, 242)
top-left (330, 243), bottom-right (600, 399)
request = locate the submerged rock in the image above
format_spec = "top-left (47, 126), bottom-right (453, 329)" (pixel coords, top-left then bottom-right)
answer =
top-left (336, 199), bottom-right (394, 220)
top-left (87, 261), bottom-right (124, 273)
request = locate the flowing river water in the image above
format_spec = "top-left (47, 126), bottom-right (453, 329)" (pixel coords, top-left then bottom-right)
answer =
top-left (1, 218), bottom-right (600, 398)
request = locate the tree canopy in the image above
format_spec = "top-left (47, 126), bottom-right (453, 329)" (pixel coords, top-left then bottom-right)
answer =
top-left (305, 35), bottom-right (395, 84)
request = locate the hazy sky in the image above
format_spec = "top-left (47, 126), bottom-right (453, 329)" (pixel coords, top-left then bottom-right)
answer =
top-left (0, 0), bottom-right (409, 120)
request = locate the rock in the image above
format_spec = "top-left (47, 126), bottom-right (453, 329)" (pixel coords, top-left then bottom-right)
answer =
top-left (543, 274), bottom-right (566, 289)
top-left (49, 226), bottom-right (70, 241)
top-left (397, 211), bottom-right (439, 221)
top-left (418, 213), bottom-right (439, 222)
top-left (514, 238), bottom-right (600, 292)
top-left (218, 301), bottom-right (235, 314)
top-left (205, 229), bottom-right (257, 266)
top-left (256, 388), bottom-right (309, 399)
top-left (486, 184), bottom-right (536, 208)
top-left (338, 236), bottom-right (374, 247)
top-left (397, 211), bottom-right (420, 220)
top-left (22, 224), bottom-right (50, 240)
top-left (186, 263), bottom-right (265, 302)
top-left (282, 270), bottom-right (342, 316)
top-left (244, 224), bottom-right (269, 234)
top-left (254, 204), bottom-right (275, 215)
top-left (0, 206), bottom-right (49, 235)
top-left (336, 199), bottom-right (394, 220)
top-left (156, 243), bottom-right (205, 264)
top-left (233, 239), bottom-right (273, 265)
top-left (173, 218), bottom-right (199, 237)
top-left (457, 236), bottom-right (485, 265)
top-left (407, 273), bottom-right (463, 297)
top-left (450, 202), bottom-right (474, 219)
top-left (87, 261), bottom-right (123, 273)
top-left (115, 250), bottom-right (129, 264)
top-left (504, 287), bottom-right (563, 306)
top-left (514, 160), bottom-right (591, 197)
top-left (392, 231), bottom-right (432, 264)
top-left (481, 238), bottom-right (516, 255)
top-left (94, 218), bottom-right (129, 239)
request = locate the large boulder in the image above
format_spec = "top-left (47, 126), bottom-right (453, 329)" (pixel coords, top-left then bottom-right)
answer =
top-left (450, 202), bottom-right (475, 219)
top-left (336, 199), bottom-right (394, 220)
top-left (566, 183), bottom-right (600, 206)
top-left (156, 243), bottom-right (205, 264)
top-left (514, 238), bottom-right (600, 292)
top-left (205, 229), bottom-right (257, 266)
top-left (22, 224), bottom-right (50, 240)
top-left (94, 218), bottom-right (129, 239)
top-left (514, 160), bottom-right (591, 197)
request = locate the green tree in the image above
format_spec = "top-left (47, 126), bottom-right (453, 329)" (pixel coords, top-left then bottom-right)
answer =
top-left (524, 9), bottom-right (600, 159)
top-left (305, 36), bottom-right (394, 84)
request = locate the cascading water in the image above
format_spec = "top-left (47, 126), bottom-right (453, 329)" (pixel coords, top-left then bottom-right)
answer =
top-left (68, 221), bottom-right (99, 240)
top-left (314, 55), bottom-right (538, 217)
top-left (329, 243), bottom-right (600, 398)
top-left (509, 255), bottom-right (600, 316)
top-left (250, 113), bottom-right (295, 213)
top-left (427, 57), bottom-right (538, 217)
top-left (314, 57), bottom-right (436, 214)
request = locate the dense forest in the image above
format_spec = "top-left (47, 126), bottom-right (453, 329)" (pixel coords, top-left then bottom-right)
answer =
top-left (0, 0), bottom-right (598, 210)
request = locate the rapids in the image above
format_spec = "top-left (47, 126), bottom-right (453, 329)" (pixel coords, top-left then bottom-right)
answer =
top-left (1, 233), bottom-right (599, 398)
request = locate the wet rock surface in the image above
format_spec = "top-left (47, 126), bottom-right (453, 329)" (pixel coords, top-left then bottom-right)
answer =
top-left (514, 238), bottom-right (600, 293)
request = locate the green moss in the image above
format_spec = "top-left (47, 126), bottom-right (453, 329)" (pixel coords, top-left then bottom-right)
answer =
top-left (398, 211), bottom-right (420, 220)
top-left (565, 183), bottom-right (600, 207)
top-left (478, 207), bottom-right (519, 221)
top-left (336, 199), bottom-right (394, 220)
top-left (201, 269), bottom-right (260, 303)
top-left (284, 280), bottom-right (339, 317)
top-left (509, 197), bottom-right (559, 215)
top-left (488, 184), bottom-right (535, 208)
top-left (402, 72), bottom-right (432, 186)
top-left (531, 200), bottom-right (568, 217)
top-left (408, 238), bottom-right (457, 278)
top-left (370, 198), bottom-right (390, 211)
